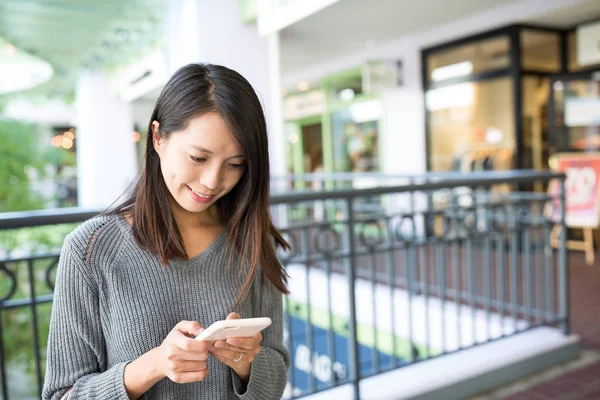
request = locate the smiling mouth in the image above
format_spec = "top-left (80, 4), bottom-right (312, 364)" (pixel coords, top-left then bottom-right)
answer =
top-left (187, 186), bottom-right (215, 199)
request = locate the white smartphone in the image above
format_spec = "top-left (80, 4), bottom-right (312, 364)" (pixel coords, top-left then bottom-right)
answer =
top-left (195, 317), bottom-right (272, 341)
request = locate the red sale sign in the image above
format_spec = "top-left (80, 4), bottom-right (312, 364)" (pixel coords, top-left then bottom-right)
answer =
top-left (550, 153), bottom-right (600, 228)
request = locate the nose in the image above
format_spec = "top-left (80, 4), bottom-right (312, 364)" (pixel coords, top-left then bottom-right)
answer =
top-left (199, 162), bottom-right (221, 191)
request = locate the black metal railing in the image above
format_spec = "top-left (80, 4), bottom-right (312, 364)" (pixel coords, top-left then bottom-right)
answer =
top-left (270, 170), bottom-right (568, 399)
top-left (0, 170), bottom-right (567, 400)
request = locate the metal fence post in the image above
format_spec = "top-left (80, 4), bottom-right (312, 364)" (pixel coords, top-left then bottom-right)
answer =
top-left (0, 309), bottom-right (8, 400)
top-left (346, 197), bottom-right (361, 399)
top-left (558, 177), bottom-right (569, 335)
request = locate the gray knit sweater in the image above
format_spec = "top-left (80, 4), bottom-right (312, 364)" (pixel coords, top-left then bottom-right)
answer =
top-left (42, 214), bottom-right (289, 400)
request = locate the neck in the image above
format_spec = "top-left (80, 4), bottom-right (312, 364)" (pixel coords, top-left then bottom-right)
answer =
top-left (171, 202), bottom-right (221, 232)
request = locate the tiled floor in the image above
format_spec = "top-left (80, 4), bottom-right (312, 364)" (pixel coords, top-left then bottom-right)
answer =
top-left (477, 250), bottom-right (600, 399)
top-left (503, 361), bottom-right (600, 400)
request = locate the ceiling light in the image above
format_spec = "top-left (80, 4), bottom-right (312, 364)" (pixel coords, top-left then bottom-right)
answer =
top-left (425, 82), bottom-right (474, 111)
top-left (117, 28), bottom-right (129, 42)
top-left (485, 127), bottom-right (503, 144)
top-left (288, 133), bottom-right (299, 144)
top-left (350, 100), bottom-right (382, 123)
top-left (431, 61), bottom-right (473, 81)
top-left (0, 39), bottom-right (54, 94)
top-left (61, 137), bottom-right (73, 149)
top-left (553, 81), bottom-right (564, 91)
top-left (297, 81), bottom-right (310, 92)
top-left (338, 88), bottom-right (355, 101)
top-left (51, 135), bottom-right (62, 147)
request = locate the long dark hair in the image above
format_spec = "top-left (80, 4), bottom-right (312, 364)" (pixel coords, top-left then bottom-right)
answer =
top-left (110, 63), bottom-right (290, 301)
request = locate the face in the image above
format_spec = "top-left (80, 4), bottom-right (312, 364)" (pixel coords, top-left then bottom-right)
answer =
top-left (153, 112), bottom-right (246, 223)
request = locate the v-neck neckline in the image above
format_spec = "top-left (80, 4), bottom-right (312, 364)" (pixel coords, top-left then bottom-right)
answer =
top-left (115, 213), bottom-right (228, 266)
top-left (183, 229), bottom-right (227, 264)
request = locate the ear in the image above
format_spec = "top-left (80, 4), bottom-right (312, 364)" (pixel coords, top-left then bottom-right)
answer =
top-left (151, 121), bottom-right (162, 153)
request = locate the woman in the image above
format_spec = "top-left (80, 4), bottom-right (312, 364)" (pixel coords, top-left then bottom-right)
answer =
top-left (42, 63), bottom-right (290, 399)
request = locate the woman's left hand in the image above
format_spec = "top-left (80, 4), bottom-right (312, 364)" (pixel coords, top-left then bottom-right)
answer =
top-left (208, 313), bottom-right (262, 382)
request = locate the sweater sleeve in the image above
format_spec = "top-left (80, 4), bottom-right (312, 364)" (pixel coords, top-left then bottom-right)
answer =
top-left (231, 278), bottom-right (290, 400)
top-left (42, 233), bottom-right (130, 400)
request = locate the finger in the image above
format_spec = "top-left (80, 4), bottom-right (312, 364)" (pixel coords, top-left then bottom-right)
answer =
top-left (174, 320), bottom-right (205, 337)
top-left (172, 333), bottom-right (210, 355)
top-left (214, 338), bottom-right (256, 350)
top-left (213, 340), bottom-right (248, 352)
top-left (210, 346), bottom-right (250, 363)
top-left (224, 338), bottom-right (255, 350)
top-left (226, 341), bottom-right (254, 350)
top-left (210, 351), bottom-right (232, 366)
top-left (226, 312), bottom-right (241, 320)
top-left (226, 333), bottom-right (262, 349)
top-left (210, 348), bottom-right (248, 365)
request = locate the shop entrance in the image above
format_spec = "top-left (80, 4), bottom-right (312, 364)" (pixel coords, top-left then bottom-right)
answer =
top-left (301, 123), bottom-right (324, 174)
top-left (549, 69), bottom-right (600, 154)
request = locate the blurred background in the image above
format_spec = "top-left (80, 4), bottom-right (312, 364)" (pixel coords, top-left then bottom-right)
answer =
top-left (1, 0), bottom-right (600, 399)
top-left (2, 0), bottom-right (600, 211)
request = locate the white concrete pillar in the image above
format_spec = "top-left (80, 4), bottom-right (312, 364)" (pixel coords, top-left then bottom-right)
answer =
top-left (197, 0), bottom-right (285, 176)
top-left (266, 32), bottom-right (286, 178)
top-left (162, 0), bottom-right (286, 176)
top-left (165, 0), bottom-right (202, 76)
top-left (75, 71), bottom-right (137, 208)
top-left (378, 48), bottom-right (426, 176)
top-left (380, 87), bottom-right (426, 176)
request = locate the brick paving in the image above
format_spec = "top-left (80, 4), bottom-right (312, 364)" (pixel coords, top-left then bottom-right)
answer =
top-left (477, 250), bottom-right (600, 400)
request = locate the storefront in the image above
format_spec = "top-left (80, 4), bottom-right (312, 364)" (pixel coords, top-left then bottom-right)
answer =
top-left (283, 65), bottom-right (385, 177)
top-left (548, 21), bottom-right (600, 154)
top-left (421, 23), bottom-right (589, 173)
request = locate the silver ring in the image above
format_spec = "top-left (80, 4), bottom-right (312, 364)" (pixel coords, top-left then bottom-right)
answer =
top-left (234, 352), bottom-right (243, 362)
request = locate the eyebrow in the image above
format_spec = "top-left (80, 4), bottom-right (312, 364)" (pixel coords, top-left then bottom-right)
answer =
top-left (189, 145), bottom-right (245, 159)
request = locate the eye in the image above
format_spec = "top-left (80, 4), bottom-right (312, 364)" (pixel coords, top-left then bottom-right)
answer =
top-left (189, 155), bottom-right (207, 163)
top-left (229, 162), bottom-right (246, 170)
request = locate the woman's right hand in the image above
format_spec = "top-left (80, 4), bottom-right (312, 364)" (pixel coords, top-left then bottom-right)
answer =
top-left (124, 321), bottom-right (209, 399)
top-left (156, 320), bottom-right (210, 383)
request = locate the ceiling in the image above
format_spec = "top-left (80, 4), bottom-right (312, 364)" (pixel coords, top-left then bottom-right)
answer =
top-left (3, 0), bottom-right (599, 103)
top-left (0, 0), bottom-right (164, 102)
top-left (278, 0), bottom-right (600, 79)
top-left (279, 0), bottom-right (523, 74)
top-left (0, 36), bottom-right (54, 94)
top-left (530, 0), bottom-right (600, 28)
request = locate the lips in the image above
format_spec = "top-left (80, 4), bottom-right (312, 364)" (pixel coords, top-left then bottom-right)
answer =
top-left (190, 187), bottom-right (212, 198)
top-left (186, 185), bottom-right (215, 203)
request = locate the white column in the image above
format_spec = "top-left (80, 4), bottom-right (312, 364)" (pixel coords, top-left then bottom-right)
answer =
top-left (75, 71), bottom-right (137, 208)
top-left (165, 0), bottom-right (202, 76)
top-left (186, 0), bottom-right (285, 176)
top-left (266, 32), bottom-right (286, 177)
top-left (266, 32), bottom-right (289, 227)
top-left (161, 0), bottom-right (286, 177)
top-left (380, 49), bottom-right (426, 176)
top-left (380, 88), bottom-right (426, 175)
